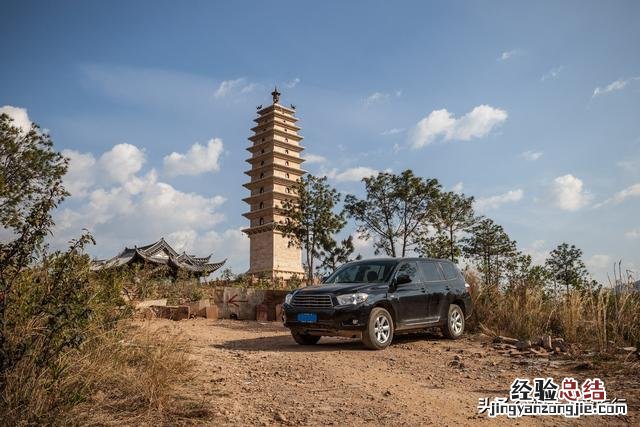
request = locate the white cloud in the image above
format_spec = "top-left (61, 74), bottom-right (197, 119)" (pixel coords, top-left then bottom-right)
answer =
top-left (326, 166), bottom-right (382, 182)
top-left (499, 49), bottom-right (523, 61)
top-left (62, 149), bottom-right (97, 197)
top-left (61, 143), bottom-right (146, 197)
top-left (52, 143), bottom-right (229, 266)
top-left (99, 143), bottom-right (145, 184)
top-left (521, 150), bottom-right (543, 161)
top-left (541, 66), bottom-right (563, 82)
top-left (625, 229), bottom-right (640, 239)
top-left (163, 138), bottom-right (224, 176)
top-left (592, 77), bottom-right (639, 97)
top-left (587, 254), bottom-right (611, 271)
top-left (612, 183), bottom-right (640, 203)
top-left (0, 105), bottom-right (32, 132)
top-left (284, 78), bottom-right (300, 89)
top-left (381, 128), bottom-right (404, 136)
top-left (593, 182), bottom-right (640, 208)
top-left (451, 182), bottom-right (464, 194)
top-left (410, 105), bottom-right (507, 149)
top-left (475, 189), bottom-right (523, 211)
top-left (549, 174), bottom-right (592, 211)
top-left (363, 90), bottom-right (402, 106)
top-left (364, 92), bottom-right (389, 106)
top-left (304, 153), bottom-right (327, 164)
top-left (214, 78), bottom-right (256, 98)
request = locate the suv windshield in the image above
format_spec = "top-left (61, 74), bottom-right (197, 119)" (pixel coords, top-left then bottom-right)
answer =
top-left (324, 261), bottom-right (397, 284)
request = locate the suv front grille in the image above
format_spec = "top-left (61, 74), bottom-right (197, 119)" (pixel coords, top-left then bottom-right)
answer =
top-left (291, 294), bottom-right (333, 309)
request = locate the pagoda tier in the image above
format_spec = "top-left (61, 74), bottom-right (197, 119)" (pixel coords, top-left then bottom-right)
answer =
top-left (242, 88), bottom-right (305, 279)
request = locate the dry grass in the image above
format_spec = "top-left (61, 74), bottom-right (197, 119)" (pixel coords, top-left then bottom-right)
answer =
top-left (2, 322), bottom-right (208, 426)
top-left (467, 271), bottom-right (640, 351)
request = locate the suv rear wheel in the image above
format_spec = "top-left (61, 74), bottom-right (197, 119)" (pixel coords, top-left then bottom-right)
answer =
top-left (362, 307), bottom-right (394, 350)
top-left (291, 331), bottom-right (321, 345)
top-left (441, 304), bottom-right (464, 339)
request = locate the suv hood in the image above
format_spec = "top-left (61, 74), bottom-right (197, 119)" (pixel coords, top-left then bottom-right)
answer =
top-left (293, 282), bottom-right (385, 295)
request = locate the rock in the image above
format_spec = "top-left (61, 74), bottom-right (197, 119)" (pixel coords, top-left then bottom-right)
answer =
top-left (453, 354), bottom-right (462, 361)
top-left (493, 336), bottom-right (519, 345)
top-left (135, 299), bottom-right (167, 309)
top-left (151, 305), bottom-right (189, 321)
top-left (528, 348), bottom-right (548, 357)
top-left (552, 337), bottom-right (567, 351)
top-left (274, 412), bottom-right (287, 422)
top-left (383, 390), bottom-right (392, 397)
top-left (542, 335), bottom-right (553, 350)
top-left (516, 340), bottom-right (532, 350)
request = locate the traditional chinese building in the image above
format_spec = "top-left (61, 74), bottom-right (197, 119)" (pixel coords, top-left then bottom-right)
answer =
top-left (242, 88), bottom-right (305, 280)
top-left (92, 238), bottom-right (226, 277)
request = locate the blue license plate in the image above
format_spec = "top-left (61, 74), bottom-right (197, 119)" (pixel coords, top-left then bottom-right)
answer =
top-left (297, 313), bottom-right (317, 323)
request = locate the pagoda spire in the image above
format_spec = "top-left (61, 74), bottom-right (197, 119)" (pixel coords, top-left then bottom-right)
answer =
top-left (271, 86), bottom-right (281, 104)
top-left (242, 90), bottom-right (305, 281)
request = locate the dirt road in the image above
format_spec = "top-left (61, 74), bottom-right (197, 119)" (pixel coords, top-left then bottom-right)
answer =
top-left (144, 319), bottom-right (638, 426)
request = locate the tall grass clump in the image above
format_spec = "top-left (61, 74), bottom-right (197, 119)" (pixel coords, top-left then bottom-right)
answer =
top-left (468, 270), bottom-right (640, 351)
top-left (1, 113), bottom-right (195, 424)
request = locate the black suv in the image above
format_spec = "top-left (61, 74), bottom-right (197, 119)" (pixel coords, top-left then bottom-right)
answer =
top-left (283, 258), bottom-right (472, 350)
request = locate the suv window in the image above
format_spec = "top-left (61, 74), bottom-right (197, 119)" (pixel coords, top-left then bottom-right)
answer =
top-left (439, 262), bottom-right (460, 280)
top-left (419, 261), bottom-right (444, 281)
top-left (324, 261), bottom-right (397, 284)
top-left (395, 262), bottom-right (420, 283)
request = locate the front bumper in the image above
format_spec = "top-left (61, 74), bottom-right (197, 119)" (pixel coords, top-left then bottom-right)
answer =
top-left (283, 303), bottom-right (372, 336)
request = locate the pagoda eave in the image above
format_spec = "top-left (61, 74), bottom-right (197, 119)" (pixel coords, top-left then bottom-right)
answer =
top-left (247, 140), bottom-right (304, 154)
top-left (257, 103), bottom-right (295, 115)
top-left (242, 191), bottom-right (299, 204)
top-left (244, 165), bottom-right (307, 176)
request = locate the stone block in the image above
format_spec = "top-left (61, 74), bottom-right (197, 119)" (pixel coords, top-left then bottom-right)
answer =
top-left (151, 305), bottom-right (189, 321)
top-left (256, 304), bottom-right (268, 322)
top-left (189, 299), bottom-right (211, 317)
top-left (205, 305), bottom-right (219, 320)
top-left (275, 303), bottom-right (283, 322)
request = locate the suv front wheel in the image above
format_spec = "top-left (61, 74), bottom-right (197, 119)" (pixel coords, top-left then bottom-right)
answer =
top-left (291, 331), bottom-right (321, 345)
top-left (441, 304), bottom-right (465, 339)
top-left (362, 307), bottom-right (394, 350)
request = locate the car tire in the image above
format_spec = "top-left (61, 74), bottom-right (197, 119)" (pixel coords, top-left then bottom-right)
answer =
top-left (291, 331), bottom-right (321, 345)
top-left (441, 304), bottom-right (465, 339)
top-left (362, 307), bottom-right (394, 350)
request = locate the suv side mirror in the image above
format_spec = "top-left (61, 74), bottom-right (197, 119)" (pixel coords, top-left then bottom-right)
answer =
top-left (395, 274), bottom-right (412, 285)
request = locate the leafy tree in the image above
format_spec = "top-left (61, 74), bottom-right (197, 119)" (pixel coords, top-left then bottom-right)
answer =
top-left (1, 113), bottom-right (70, 369)
top-left (219, 267), bottom-right (235, 282)
top-left (280, 174), bottom-right (345, 285)
top-left (545, 243), bottom-right (589, 292)
top-left (504, 253), bottom-right (550, 290)
top-left (418, 191), bottom-right (476, 262)
top-left (462, 217), bottom-right (517, 287)
top-left (316, 235), bottom-right (361, 276)
top-left (344, 170), bottom-right (440, 257)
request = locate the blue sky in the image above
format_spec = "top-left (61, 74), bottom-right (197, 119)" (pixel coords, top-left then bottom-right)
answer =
top-left (2, 1), bottom-right (639, 282)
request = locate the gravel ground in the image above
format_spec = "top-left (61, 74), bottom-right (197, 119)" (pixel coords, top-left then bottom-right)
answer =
top-left (142, 318), bottom-right (639, 426)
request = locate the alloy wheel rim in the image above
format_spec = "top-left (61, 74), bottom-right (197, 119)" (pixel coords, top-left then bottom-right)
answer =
top-left (450, 310), bottom-right (463, 335)
top-left (374, 315), bottom-right (390, 343)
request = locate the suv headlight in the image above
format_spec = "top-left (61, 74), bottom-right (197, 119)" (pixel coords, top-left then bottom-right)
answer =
top-left (336, 293), bottom-right (369, 306)
top-left (284, 293), bottom-right (293, 305)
